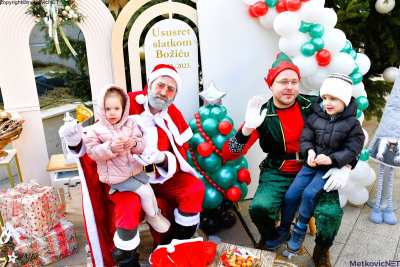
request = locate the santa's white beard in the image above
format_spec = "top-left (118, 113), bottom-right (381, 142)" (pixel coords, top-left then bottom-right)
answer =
top-left (148, 89), bottom-right (175, 111)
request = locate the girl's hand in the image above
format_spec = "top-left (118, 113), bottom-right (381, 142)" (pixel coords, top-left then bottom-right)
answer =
top-left (307, 150), bottom-right (317, 167)
top-left (315, 154), bottom-right (332, 165)
top-left (125, 138), bottom-right (137, 149)
top-left (111, 141), bottom-right (124, 153)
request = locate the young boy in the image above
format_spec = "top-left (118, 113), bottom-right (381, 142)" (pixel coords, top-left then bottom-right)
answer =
top-left (265, 73), bottom-right (364, 253)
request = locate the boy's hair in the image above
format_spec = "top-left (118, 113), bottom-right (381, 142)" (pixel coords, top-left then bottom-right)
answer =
top-left (105, 88), bottom-right (125, 110)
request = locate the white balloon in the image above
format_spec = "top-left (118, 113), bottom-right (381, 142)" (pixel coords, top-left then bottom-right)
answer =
top-left (243, 0), bottom-right (259, 5)
top-left (362, 128), bottom-right (369, 147)
top-left (349, 161), bottom-right (370, 181)
top-left (383, 67), bottom-right (399, 83)
top-left (355, 53), bottom-right (371, 75)
top-left (296, 0), bottom-right (325, 23)
top-left (327, 52), bottom-right (355, 75)
top-left (309, 89), bottom-right (320, 96)
top-left (322, 28), bottom-right (346, 55)
top-left (356, 168), bottom-right (376, 187)
top-left (339, 193), bottom-right (348, 208)
top-left (315, 0), bottom-right (325, 5)
top-left (347, 186), bottom-right (369, 206)
top-left (292, 54), bottom-right (318, 77)
top-left (273, 11), bottom-right (302, 37)
top-left (358, 111), bottom-right (364, 125)
top-left (299, 84), bottom-right (312, 95)
top-left (352, 82), bottom-right (367, 98)
top-left (259, 7), bottom-right (278, 29)
top-left (319, 8), bottom-right (337, 29)
top-left (279, 32), bottom-right (310, 57)
top-left (301, 77), bottom-right (318, 91)
top-left (308, 66), bottom-right (330, 88)
top-left (339, 179), bottom-right (356, 193)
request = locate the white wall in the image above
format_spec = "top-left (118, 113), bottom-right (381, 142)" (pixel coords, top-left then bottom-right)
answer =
top-left (197, 0), bottom-right (281, 198)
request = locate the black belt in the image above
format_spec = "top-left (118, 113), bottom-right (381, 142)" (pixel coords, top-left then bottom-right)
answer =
top-left (267, 152), bottom-right (304, 162)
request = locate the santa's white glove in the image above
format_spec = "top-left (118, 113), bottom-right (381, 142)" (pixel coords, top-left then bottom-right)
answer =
top-left (60, 120), bottom-right (83, 147)
top-left (133, 148), bottom-right (165, 166)
top-left (243, 95), bottom-right (267, 130)
top-left (322, 166), bottom-right (351, 192)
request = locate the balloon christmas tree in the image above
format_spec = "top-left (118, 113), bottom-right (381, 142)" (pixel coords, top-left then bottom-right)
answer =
top-left (187, 82), bottom-right (251, 211)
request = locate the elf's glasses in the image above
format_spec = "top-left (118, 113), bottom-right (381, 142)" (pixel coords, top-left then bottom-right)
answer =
top-left (274, 79), bottom-right (300, 87)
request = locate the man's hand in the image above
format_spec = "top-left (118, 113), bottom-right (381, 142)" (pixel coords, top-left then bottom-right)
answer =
top-left (243, 96), bottom-right (267, 135)
top-left (307, 150), bottom-right (317, 167)
top-left (111, 141), bottom-right (124, 153)
top-left (133, 148), bottom-right (165, 166)
top-left (124, 138), bottom-right (137, 149)
top-left (60, 120), bottom-right (83, 147)
top-left (322, 166), bottom-right (351, 192)
top-left (315, 154), bottom-right (332, 165)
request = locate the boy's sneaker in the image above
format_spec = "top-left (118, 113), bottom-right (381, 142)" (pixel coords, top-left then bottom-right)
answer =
top-left (264, 226), bottom-right (291, 250)
top-left (287, 224), bottom-right (307, 253)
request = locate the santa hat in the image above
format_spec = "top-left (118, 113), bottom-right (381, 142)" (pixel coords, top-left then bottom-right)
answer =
top-left (320, 73), bottom-right (353, 106)
top-left (136, 64), bottom-right (182, 105)
top-left (265, 52), bottom-right (301, 87)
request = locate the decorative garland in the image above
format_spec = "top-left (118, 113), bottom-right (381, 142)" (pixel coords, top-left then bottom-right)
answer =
top-left (26, 0), bottom-right (85, 56)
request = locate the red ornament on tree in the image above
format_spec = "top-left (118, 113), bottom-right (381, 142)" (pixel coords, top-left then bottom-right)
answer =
top-left (218, 121), bottom-right (233, 135)
top-left (248, 6), bottom-right (258, 18)
top-left (284, 0), bottom-right (302, 11)
top-left (197, 142), bottom-right (213, 157)
top-left (245, 176), bottom-right (252, 185)
top-left (316, 49), bottom-right (332, 66)
top-left (227, 187), bottom-right (242, 202)
top-left (276, 0), bottom-right (288, 13)
top-left (237, 169), bottom-right (251, 183)
top-left (252, 1), bottom-right (268, 17)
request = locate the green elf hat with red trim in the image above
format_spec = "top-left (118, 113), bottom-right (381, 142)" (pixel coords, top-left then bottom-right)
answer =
top-left (264, 52), bottom-right (301, 87)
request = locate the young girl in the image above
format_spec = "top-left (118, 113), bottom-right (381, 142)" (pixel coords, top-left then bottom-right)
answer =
top-left (264, 73), bottom-right (364, 253)
top-left (85, 84), bottom-right (170, 233)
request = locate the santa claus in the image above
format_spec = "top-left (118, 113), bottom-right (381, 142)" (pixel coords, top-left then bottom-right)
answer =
top-left (61, 64), bottom-right (205, 267)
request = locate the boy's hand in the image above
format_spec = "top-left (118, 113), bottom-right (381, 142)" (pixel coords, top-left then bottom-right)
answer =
top-left (111, 141), bottom-right (124, 153)
top-left (307, 150), bottom-right (317, 167)
top-left (125, 138), bottom-right (137, 149)
top-left (315, 154), bottom-right (332, 165)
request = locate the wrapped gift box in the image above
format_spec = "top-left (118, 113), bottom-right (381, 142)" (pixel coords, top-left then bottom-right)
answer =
top-left (0, 182), bottom-right (59, 238)
top-left (12, 215), bottom-right (78, 266)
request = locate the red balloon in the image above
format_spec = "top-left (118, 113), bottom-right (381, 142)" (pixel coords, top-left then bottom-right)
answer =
top-left (301, 0), bottom-right (310, 2)
top-left (227, 187), bottom-right (242, 202)
top-left (252, 1), bottom-right (268, 17)
top-left (218, 121), bottom-right (233, 135)
top-left (276, 0), bottom-right (288, 13)
top-left (248, 6), bottom-right (258, 18)
top-left (316, 49), bottom-right (332, 66)
top-left (284, 0), bottom-right (302, 11)
top-left (245, 176), bottom-right (252, 185)
top-left (197, 142), bottom-right (213, 157)
top-left (237, 169), bottom-right (251, 183)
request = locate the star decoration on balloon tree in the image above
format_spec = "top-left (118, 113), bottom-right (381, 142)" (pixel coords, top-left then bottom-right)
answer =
top-left (199, 81), bottom-right (227, 105)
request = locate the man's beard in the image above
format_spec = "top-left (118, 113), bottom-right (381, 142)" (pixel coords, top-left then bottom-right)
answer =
top-left (148, 89), bottom-right (175, 111)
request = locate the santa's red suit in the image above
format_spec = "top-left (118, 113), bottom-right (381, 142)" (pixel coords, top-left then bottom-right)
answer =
top-left (68, 66), bottom-right (205, 267)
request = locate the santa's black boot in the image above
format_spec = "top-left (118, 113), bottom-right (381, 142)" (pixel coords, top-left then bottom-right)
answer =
top-left (112, 247), bottom-right (140, 267)
top-left (159, 221), bottom-right (197, 245)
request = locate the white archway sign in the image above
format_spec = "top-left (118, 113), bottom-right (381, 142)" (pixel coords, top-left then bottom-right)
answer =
top-left (0, 0), bottom-right (115, 185)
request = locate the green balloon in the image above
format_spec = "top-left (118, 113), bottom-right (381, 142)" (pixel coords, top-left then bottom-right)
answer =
top-left (220, 106), bottom-right (228, 118)
top-left (202, 118), bottom-right (219, 136)
top-left (265, 0), bottom-right (279, 7)
top-left (232, 182), bottom-right (248, 202)
top-left (301, 42), bottom-right (316, 57)
top-left (299, 21), bottom-right (313, 33)
top-left (309, 24), bottom-right (324, 38)
top-left (198, 152), bottom-right (222, 173)
top-left (356, 96), bottom-right (369, 111)
top-left (212, 166), bottom-right (238, 188)
top-left (351, 63), bottom-right (359, 75)
top-left (310, 37), bottom-right (324, 52)
top-left (356, 109), bottom-right (362, 119)
top-left (349, 49), bottom-right (357, 60)
top-left (199, 107), bottom-right (211, 121)
top-left (360, 148), bottom-right (370, 161)
top-left (226, 155), bottom-right (244, 167)
top-left (226, 128), bottom-right (237, 139)
top-left (210, 106), bottom-right (224, 121)
top-left (340, 41), bottom-right (352, 53)
top-left (191, 132), bottom-right (206, 151)
top-left (189, 118), bottom-right (198, 133)
top-left (211, 133), bottom-right (230, 151)
top-left (198, 106), bottom-right (206, 113)
top-left (221, 116), bottom-right (234, 128)
top-left (202, 183), bottom-right (223, 209)
top-left (349, 72), bottom-right (363, 85)
top-left (199, 176), bottom-right (208, 186)
top-left (187, 150), bottom-right (194, 166)
top-left (233, 158), bottom-right (248, 173)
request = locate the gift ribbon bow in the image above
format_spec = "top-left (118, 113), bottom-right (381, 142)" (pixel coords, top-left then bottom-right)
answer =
top-left (0, 221), bottom-right (26, 245)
